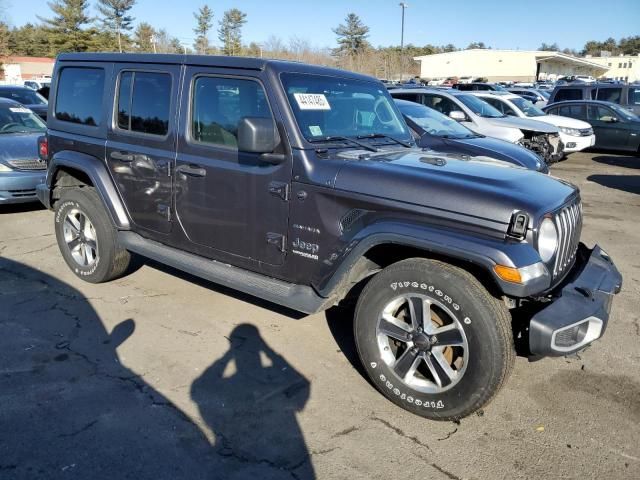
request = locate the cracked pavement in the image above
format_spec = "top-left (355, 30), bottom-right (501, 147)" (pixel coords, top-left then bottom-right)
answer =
top-left (1, 151), bottom-right (639, 479)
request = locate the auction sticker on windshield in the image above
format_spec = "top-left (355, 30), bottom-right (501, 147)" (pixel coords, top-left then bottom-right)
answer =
top-left (293, 93), bottom-right (331, 110)
top-left (9, 107), bottom-right (31, 113)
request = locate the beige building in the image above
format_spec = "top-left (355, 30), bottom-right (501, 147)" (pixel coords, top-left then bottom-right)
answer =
top-left (588, 54), bottom-right (639, 82)
top-left (0, 56), bottom-right (55, 84)
top-left (414, 49), bottom-right (608, 82)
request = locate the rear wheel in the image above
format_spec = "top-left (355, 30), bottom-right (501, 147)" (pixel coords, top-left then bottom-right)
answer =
top-left (54, 188), bottom-right (131, 283)
top-left (354, 258), bottom-right (514, 420)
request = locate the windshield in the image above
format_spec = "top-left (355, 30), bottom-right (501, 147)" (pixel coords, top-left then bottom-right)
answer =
top-left (537, 90), bottom-right (550, 99)
top-left (0, 104), bottom-right (46, 134)
top-left (397, 102), bottom-right (477, 139)
top-left (510, 97), bottom-right (545, 117)
top-left (280, 73), bottom-right (411, 143)
top-left (0, 88), bottom-right (47, 105)
top-left (610, 104), bottom-right (639, 122)
top-left (456, 94), bottom-right (505, 118)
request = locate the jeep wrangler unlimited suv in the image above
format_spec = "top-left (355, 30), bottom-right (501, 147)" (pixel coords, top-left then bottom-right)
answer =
top-left (37, 54), bottom-right (622, 420)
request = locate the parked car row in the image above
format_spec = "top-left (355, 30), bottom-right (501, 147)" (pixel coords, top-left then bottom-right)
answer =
top-left (390, 87), bottom-right (565, 163)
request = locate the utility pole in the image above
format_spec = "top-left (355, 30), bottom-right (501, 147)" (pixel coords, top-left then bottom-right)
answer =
top-left (399, 2), bottom-right (407, 51)
top-left (399, 2), bottom-right (408, 81)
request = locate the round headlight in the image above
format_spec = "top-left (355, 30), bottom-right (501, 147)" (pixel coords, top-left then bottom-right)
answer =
top-left (538, 217), bottom-right (558, 262)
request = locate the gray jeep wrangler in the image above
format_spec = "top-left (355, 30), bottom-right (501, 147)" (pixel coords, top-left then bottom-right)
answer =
top-left (37, 53), bottom-right (622, 420)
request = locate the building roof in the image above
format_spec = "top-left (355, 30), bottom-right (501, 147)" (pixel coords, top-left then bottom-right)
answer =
top-left (413, 49), bottom-right (607, 72)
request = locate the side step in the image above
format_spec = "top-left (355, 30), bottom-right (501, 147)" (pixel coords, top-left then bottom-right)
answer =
top-left (117, 231), bottom-right (331, 314)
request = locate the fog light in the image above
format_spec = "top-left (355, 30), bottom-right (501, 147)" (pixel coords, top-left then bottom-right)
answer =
top-left (566, 142), bottom-right (576, 148)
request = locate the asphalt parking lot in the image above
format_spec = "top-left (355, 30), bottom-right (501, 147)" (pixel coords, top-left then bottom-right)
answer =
top-left (1, 151), bottom-right (639, 480)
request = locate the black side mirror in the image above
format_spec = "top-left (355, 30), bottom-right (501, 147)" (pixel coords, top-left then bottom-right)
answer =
top-left (237, 117), bottom-right (280, 153)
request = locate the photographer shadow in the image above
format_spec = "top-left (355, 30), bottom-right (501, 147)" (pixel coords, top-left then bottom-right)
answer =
top-left (191, 324), bottom-right (315, 479)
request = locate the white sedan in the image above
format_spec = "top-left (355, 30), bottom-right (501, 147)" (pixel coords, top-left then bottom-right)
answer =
top-left (472, 92), bottom-right (596, 153)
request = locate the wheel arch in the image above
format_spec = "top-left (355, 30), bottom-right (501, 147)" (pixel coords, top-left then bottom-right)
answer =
top-left (318, 226), bottom-right (541, 303)
top-left (48, 151), bottom-right (130, 229)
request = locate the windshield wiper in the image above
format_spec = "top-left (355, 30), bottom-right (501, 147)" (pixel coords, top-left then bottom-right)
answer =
top-left (356, 133), bottom-right (413, 148)
top-left (309, 135), bottom-right (379, 152)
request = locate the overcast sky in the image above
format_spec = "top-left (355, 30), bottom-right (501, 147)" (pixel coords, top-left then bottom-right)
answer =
top-left (4, 0), bottom-right (640, 51)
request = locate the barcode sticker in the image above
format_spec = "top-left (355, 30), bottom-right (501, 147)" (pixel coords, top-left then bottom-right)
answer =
top-left (293, 93), bottom-right (331, 110)
top-left (9, 107), bottom-right (31, 113)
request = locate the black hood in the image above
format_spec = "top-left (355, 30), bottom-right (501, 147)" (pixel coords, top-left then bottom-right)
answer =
top-left (440, 136), bottom-right (546, 172)
top-left (333, 148), bottom-right (575, 227)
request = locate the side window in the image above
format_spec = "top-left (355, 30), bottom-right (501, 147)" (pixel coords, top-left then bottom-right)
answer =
top-left (422, 95), bottom-right (461, 116)
top-left (629, 88), bottom-right (640, 106)
top-left (596, 88), bottom-right (622, 104)
top-left (482, 97), bottom-right (505, 113)
top-left (558, 104), bottom-right (586, 119)
top-left (116, 71), bottom-right (171, 136)
top-left (55, 67), bottom-right (105, 126)
top-left (392, 93), bottom-right (419, 102)
top-left (191, 76), bottom-right (271, 149)
top-left (554, 88), bottom-right (582, 102)
top-left (588, 105), bottom-right (615, 121)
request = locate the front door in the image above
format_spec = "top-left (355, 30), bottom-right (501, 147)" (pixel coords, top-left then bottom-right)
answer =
top-left (106, 64), bottom-right (182, 235)
top-left (174, 68), bottom-right (290, 266)
top-left (587, 104), bottom-right (628, 149)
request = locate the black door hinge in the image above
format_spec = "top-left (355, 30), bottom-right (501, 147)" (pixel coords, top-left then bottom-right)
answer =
top-left (158, 204), bottom-right (171, 221)
top-left (268, 181), bottom-right (290, 201)
top-left (266, 232), bottom-right (286, 252)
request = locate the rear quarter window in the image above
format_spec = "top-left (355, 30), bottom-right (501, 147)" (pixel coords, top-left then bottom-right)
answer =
top-left (596, 88), bottom-right (622, 104)
top-left (55, 67), bottom-right (105, 126)
top-left (628, 88), bottom-right (640, 106)
top-left (553, 89), bottom-right (582, 102)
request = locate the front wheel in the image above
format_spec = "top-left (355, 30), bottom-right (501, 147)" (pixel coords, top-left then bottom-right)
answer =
top-left (354, 258), bottom-right (515, 420)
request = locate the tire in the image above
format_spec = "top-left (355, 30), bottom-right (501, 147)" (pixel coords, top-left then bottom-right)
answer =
top-left (354, 258), bottom-right (514, 421)
top-left (54, 187), bottom-right (131, 283)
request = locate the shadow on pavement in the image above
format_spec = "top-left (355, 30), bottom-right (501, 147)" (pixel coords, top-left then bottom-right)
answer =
top-left (0, 258), bottom-right (314, 479)
top-left (143, 258), bottom-right (306, 320)
top-left (191, 324), bottom-right (315, 479)
top-left (588, 174), bottom-right (640, 195)
top-left (591, 155), bottom-right (640, 170)
top-left (0, 202), bottom-right (45, 214)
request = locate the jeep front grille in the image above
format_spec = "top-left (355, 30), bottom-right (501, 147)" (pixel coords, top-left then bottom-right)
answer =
top-left (553, 199), bottom-right (582, 278)
top-left (7, 158), bottom-right (47, 171)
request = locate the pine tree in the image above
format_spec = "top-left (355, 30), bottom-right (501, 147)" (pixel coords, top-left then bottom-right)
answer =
top-left (133, 22), bottom-right (156, 52)
top-left (218, 8), bottom-right (246, 56)
top-left (39, 0), bottom-right (94, 52)
top-left (96, 0), bottom-right (136, 53)
top-left (332, 13), bottom-right (370, 58)
top-left (193, 5), bottom-right (213, 54)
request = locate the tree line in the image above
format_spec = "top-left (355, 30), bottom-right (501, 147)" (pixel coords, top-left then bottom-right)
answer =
top-left (1, 1), bottom-right (639, 80)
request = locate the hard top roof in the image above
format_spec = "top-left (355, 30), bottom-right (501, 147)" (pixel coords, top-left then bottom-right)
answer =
top-left (56, 52), bottom-right (376, 82)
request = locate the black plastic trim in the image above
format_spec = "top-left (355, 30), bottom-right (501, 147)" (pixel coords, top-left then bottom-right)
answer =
top-left (529, 244), bottom-right (622, 357)
top-left (118, 231), bottom-right (331, 314)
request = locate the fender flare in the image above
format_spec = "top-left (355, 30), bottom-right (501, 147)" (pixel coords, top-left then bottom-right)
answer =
top-left (317, 222), bottom-right (548, 299)
top-left (47, 151), bottom-right (131, 229)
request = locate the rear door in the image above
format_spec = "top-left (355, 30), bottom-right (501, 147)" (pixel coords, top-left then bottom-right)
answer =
top-left (106, 64), bottom-right (182, 236)
top-left (174, 67), bottom-right (290, 266)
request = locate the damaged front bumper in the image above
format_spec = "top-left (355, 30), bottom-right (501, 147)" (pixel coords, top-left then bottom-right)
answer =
top-left (529, 244), bottom-right (622, 357)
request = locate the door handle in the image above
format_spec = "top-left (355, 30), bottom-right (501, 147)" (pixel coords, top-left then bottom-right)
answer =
top-left (176, 164), bottom-right (207, 177)
top-left (110, 151), bottom-right (134, 162)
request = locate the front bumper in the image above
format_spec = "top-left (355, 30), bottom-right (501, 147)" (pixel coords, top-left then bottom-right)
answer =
top-left (0, 171), bottom-right (46, 204)
top-left (529, 244), bottom-right (622, 357)
top-left (560, 133), bottom-right (596, 153)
